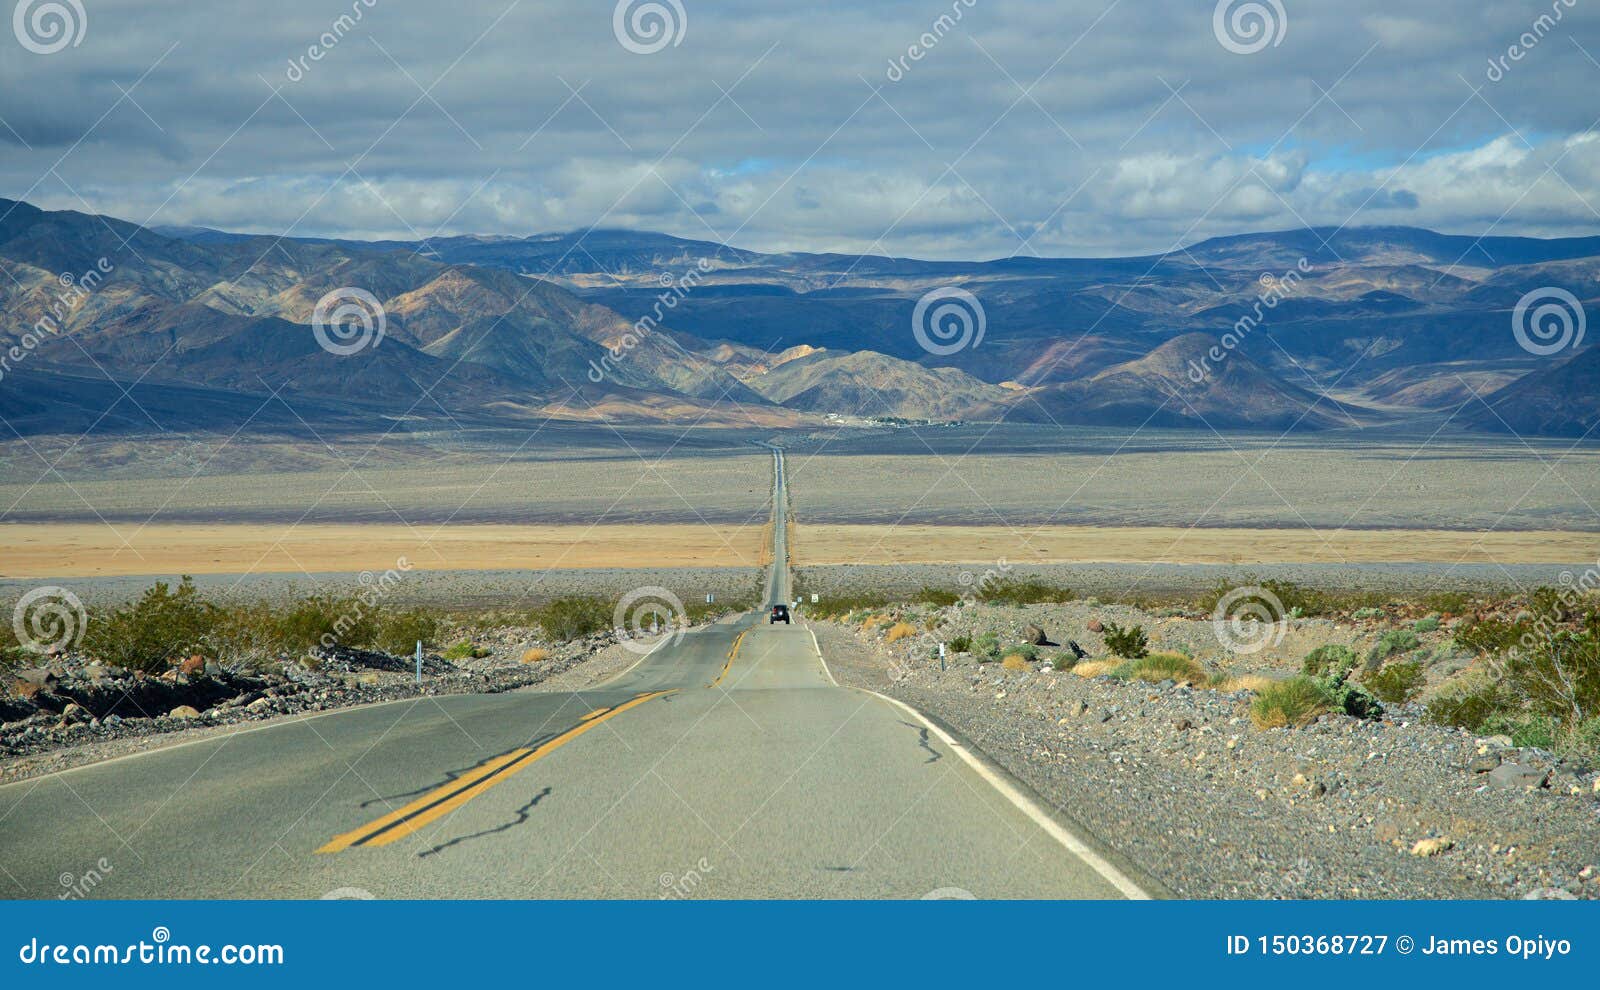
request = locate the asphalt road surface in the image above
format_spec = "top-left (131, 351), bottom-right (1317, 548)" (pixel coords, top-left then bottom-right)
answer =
top-left (0, 449), bottom-right (1146, 899)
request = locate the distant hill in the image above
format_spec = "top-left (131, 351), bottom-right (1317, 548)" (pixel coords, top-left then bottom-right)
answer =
top-left (5, 196), bottom-right (1600, 435)
top-left (1464, 346), bottom-right (1600, 437)
top-left (978, 333), bottom-right (1364, 431)
top-left (744, 349), bottom-right (1007, 420)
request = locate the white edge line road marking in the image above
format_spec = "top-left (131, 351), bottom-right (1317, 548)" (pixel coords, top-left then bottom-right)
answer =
top-left (868, 690), bottom-right (1152, 900)
top-left (800, 619), bottom-right (1147, 898)
top-left (805, 623), bottom-right (838, 686)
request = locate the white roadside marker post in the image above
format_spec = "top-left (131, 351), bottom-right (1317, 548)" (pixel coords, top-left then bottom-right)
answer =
top-left (415, 641), bottom-right (422, 685)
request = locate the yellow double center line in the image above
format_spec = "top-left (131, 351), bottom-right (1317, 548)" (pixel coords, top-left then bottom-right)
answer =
top-left (708, 630), bottom-right (746, 689)
top-left (317, 690), bottom-right (675, 853)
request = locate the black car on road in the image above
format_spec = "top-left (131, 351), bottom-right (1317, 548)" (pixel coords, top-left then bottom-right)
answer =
top-left (769, 604), bottom-right (790, 624)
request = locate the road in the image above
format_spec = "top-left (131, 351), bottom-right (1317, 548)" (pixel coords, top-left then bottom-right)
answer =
top-left (0, 448), bottom-right (1145, 899)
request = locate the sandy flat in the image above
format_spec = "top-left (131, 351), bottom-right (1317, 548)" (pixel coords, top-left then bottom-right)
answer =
top-left (792, 524), bottom-right (1600, 566)
top-left (0, 523), bottom-right (766, 578)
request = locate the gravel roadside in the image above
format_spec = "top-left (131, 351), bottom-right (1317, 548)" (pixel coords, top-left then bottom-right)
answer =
top-left (812, 619), bottom-right (1600, 900)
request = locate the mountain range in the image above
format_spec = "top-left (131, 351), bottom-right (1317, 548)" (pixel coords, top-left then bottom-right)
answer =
top-left (1, 196), bottom-right (1594, 438)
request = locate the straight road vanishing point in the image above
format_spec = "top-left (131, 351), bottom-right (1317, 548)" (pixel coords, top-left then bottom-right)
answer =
top-left (0, 451), bottom-right (1153, 900)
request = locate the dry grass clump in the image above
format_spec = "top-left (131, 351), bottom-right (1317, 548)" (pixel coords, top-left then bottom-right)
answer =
top-left (1072, 660), bottom-right (1118, 678)
top-left (861, 614), bottom-right (890, 632)
top-left (1112, 651), bottom-right (1206, 683)
top-left (521, 647), bottom-right (551, 664)
top-left (1001, 654), bottom-right (1030, 671)
top-left (885, 622), bottom-right (918, 643)
top-left (1210, 673), bottom-right (1278, 693)
top-left (1249, 676), bottom-right (1331, 730)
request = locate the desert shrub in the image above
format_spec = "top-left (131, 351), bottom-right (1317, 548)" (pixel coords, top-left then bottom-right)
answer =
top-left (1414, 616), bottom-right (1441, 634)
top-left (916, 587), bottom-right (961, 607)
top-left (521, 647), bottom-right (550, 664)
top-left (1008, 643), bottom-right (1039, 662)
top-left (981, 579), bottom-right (1074, 606)
top-left (1000, 654), bottom-right (1030, 671)
top-left (1113, 651), bottom-right (1205, 683)
top-left (1250, 677), bottom-right (1331, 729)
top-left (1052, 654), bottom-right (1077, 672)
top-left (1455, 616), bottom-right (1527, 655)
top-left (1479, 712), bottom-right (1559, 749)
top-left (530, 596), bottom-right (612, 640)
top-left (1421, 591), bottom-right (1471, 615)
top-left (83, 577), bottom-right (218, 673)
top-left (1364, 660), bottom-right (1425, 704)
top-left (1101, 622), bottom-right (1149, 659)
top-left (1425, 679), bottom-right (1510, 732)
top-left (275, 593), bottom-right (379, 655)
top-left (1301, 644), bottom-right (1358, 679)
top-left (972, 633), bottom-right (1001, 661)
top-left (1072, 660), bottom-right (1117, 678)
top-left (442, 640), bottom-right (489, 660)
top-left (1508, 629), bottom-right (1600, 727)
top-left (947, 634), bottom-right (972, 654)
top-left (377, 610), bottom-right (441, 655)
top-left (885, 622), bottom-right (917, 643)
top-left (1367, 629), bottom-right (1420, 665)
top-left (1198, 579), bottom-right (1336, 619)
top-left (1352, 607), bottom-right (1386, 620)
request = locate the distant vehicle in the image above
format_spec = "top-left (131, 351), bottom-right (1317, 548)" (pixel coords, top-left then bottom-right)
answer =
top-left (769, 604), bottom-right (790, 624)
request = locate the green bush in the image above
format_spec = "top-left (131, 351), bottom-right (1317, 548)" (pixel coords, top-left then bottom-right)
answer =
top-left (1101, 622), bottom-right (1149, 659)
top-left (1367, 629), bottom-right (1421, 665)
top-left (1479, 713), bottom-right (1559, 749)
top-left (1052, 654), bottom-right (1078, 672)
top-left (1250, 677), bottom-right (1331, 729)
top-left (972, 633), bottom-right (1001, 661)
top-left (442, 639), bottom-right (489, 661)
top-left (1301, 644), bottom-right (1358, 679)
top-left (1425, 680), bottom-right (1509, 732)
top-left (981, 579), bottom-right (1074, 606)
top-left (946, 634), bottom-right (972, 654)
top-left (1420, 591), bottom-right (1471, 615)
top-left (1413, 616), bottom-right (1441, 634)
top-left (83, 577), bottom-right (218, 673)
top-left (275, 593), bottom-right (378, 655)
top-left (1008, 643), bottom-right (1040, 662)
top-left (1364, 660), bottom-right (1425, 704)
top-left (1113, 652), bottom-right (1206, 683)
top-left (530, 596), bottom-right (612, 640)
top-left (916, 587), bottom-right (960, 607)
top-left (377, 610), bottom-right (441, 655)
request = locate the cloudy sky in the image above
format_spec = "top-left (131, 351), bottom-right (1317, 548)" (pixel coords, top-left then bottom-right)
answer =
top-left (2, 0), bottom-right (1598, 258)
